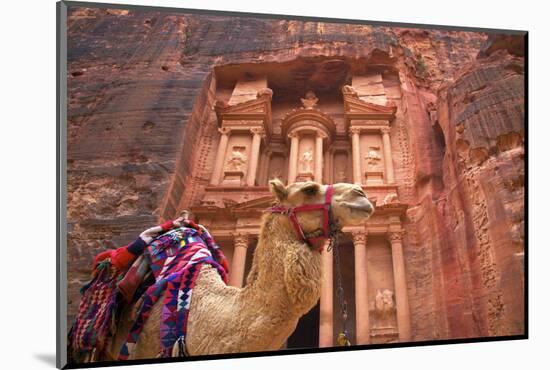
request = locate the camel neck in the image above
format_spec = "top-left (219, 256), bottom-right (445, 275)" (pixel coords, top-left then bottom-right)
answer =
top-left (242, 213), bottom-right (322, 316)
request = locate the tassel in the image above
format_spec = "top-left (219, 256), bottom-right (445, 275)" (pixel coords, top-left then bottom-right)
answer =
top-left (171, 336), bottom-right (186, 357)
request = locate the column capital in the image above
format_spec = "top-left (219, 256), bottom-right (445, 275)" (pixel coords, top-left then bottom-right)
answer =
top-left (288, 131), bottom-right (300, 139)
top-left (232, 232), bottom-right (249, 247)
top-left (219, 127), bottom-right (231, 135)
top-left (352, 231), bottom-right (368, 245)
top-left (380, 126), bottom-right (391, 135)
top-left (388, 230), bottom-right (405, 243)
top-left (316, 131), bottom-right (328, 139)
top-left (349, 126), bottom-right (362, 136)
top-left (250, 127), bottom-right (266, 137)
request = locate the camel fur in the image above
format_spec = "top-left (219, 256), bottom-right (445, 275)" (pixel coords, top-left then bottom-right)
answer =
top-left (106, 180), bottom-right (374, 358)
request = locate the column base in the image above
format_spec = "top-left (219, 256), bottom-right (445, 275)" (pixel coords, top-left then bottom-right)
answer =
top-left (222, 170), bottom-right (245, 186)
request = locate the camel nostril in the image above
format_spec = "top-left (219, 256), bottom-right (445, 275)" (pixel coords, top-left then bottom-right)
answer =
top-left (364, 203), bottom-right (373, 214)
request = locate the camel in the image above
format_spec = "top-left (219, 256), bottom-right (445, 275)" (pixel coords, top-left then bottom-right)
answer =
top-left (106, 180), bottom-right (374, 359)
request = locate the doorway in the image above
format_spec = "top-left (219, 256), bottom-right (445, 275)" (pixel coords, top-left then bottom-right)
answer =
top-left (286, 301), bottom-right (320, 349)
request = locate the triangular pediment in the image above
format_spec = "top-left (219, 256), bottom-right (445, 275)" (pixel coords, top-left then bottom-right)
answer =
top-left (222, 98), bottom-right (268, 115)
top-left (343, 94), bottom-right (397, 118)
top-left (232, 195), bottom-right (276, 210)
top-left (215, 91), bottom-right (272, 122)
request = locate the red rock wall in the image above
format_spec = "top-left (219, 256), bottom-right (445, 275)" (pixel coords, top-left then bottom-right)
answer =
top-left (66, 6), bottom-right (524, 339)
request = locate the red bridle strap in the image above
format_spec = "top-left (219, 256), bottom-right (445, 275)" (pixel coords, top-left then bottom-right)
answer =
top-left (265, 185), bottom-right (335, 250)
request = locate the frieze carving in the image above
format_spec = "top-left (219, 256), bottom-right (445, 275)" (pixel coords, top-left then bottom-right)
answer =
top-left (222, 119), bottom-right (264, 127)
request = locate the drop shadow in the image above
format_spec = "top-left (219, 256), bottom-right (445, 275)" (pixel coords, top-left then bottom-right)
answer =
top-left (34, 353), bottom-right (57, 367)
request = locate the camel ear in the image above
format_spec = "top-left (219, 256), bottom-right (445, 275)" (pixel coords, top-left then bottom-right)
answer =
top-left (269, 179), bottom-right (288, 201)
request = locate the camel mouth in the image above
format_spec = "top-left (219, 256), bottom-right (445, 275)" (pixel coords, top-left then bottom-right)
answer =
top-left (342, 202), bottom-right (374, 217)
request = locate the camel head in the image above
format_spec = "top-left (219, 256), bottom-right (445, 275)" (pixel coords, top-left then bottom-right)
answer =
top-left (268, 179), bottom-right (374, 239)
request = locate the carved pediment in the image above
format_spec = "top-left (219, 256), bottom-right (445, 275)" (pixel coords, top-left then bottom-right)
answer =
top-left (214, 88), bottom-right (272, 132)
top-left (281, 107), bottom-right (336, 140)
top-left (232, 195), bottom-right (275, 210)
top-left (191, 194), bottom-right (274, 221)
top-left (342, 85), bottom-right (397, 122)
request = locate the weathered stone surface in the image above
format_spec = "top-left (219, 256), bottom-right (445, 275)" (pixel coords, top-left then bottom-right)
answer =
top-left (66, 6), bottom-right (524, 342)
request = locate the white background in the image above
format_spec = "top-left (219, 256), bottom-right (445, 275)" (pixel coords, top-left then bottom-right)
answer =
top-left (0, 0), bottom-right (545, 369)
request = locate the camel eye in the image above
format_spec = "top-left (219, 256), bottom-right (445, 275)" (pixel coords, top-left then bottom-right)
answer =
top-left (302, 184), bottom-right (318, 196)
top-left (353, 188), bottom-right (366, 197)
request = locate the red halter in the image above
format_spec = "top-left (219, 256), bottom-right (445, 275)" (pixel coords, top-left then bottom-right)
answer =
top-left (265, 185), bottom-right (335, 251)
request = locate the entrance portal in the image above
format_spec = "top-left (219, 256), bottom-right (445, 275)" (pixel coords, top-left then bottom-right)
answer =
top-left (286, 302), bottom-right (320, 349)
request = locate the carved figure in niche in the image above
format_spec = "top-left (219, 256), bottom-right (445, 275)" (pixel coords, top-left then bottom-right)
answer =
top-left (365, 146), bottom-right (382, 168)
top-left (299, 147), bottom-right (314, 173)
top-left (226, 146), bottom-right (247, 172)
top-left (269, 168), bottom-right (283, 180)
top-left (301, 90), bottom-right (319, 109)
top-left (373, 289), bottom-right (396, 328)
top-left (336, 169), bottom-right (347, 183)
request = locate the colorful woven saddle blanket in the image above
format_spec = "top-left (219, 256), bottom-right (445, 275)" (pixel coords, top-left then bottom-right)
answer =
top-left (68, 260), bottom-right (123, 362)
top-left (119, 226), bottom-right (228, 360)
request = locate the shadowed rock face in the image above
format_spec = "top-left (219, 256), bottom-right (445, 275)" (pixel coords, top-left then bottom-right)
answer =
top-left (66, 6), bottom-right (524, 341)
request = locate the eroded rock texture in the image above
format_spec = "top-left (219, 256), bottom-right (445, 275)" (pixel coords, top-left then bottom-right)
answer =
top-left (66, 7), bottom-right (524, 340)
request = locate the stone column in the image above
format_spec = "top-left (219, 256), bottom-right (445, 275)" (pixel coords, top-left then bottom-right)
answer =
top-left (324, 149), bottom-right (332, 184)
top-left (352, 231), bottom-right (370, 345)
top-left (287, 132), bottom-right (299, 184)
top-left (319, 243), bottom-right (334, 347)
top-left (389, 231), bottom-right (411, 341)
top-left (229, 233), bottom-right (249, 288)
top-left (381, 127), bottom-right (395, 184)
top-left (314, 133), bottom-right (325, 183)
top-left (349, 127), bottom-right (362, 185)
top-left (259, 149), bottom-right (271, 185)
top-left (210, 127), bottom-right (230, 185)
top-left (246, 127), bottom-right (264, 186)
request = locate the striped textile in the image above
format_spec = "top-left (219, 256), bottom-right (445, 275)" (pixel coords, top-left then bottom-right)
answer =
top-left (118, 226), bottom-right (228, 359)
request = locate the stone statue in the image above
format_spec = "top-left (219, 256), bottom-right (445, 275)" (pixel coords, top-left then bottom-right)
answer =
top-left (301, 90), bottom-right (319, 109)
top-left (374, 289), bottom-right (395, 328)
top-left (299, 147), bottom-right (314, 173)
top-left (365, 146), bottom-right (382, 167)
top-left (227, 147), bottom-right (247, 172)
top-left (270, 168), bottom-right (283, 180)
top-left (336, 169), bottom-right (347, 182)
